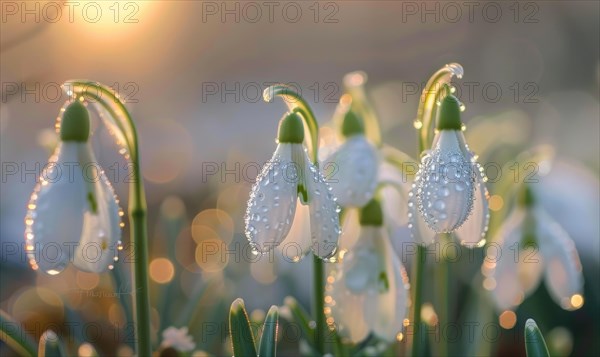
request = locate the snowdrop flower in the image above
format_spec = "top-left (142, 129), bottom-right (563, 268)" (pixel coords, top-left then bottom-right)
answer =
top-left (326, 199), bottom-right (409, 343)
top-left (245, 112), bottom-right (341, 261)
top-left (485, 185), bottom-right (584, 312)
top-left (409, 94), bottom-right (489, 246)
top-left (24, 101), bottom-right (122, 275)
top-left (323, 110), bottom-right (378, 207)
top-left (161, 326), bottom-right (196, 352)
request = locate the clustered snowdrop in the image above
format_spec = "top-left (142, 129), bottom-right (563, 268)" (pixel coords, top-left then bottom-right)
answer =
top-left (327, 198), bottom-right (409, 343)
top-left (485, 185), bottom-right (584, 312)
top-left (25, 100), bottom-right (123, 274)
top-left (245, 112), bottom-right (341, 260)
top-left (323, 109), bottom-right (379, 208)
top-left (409, 93), bottom-right (490, 246)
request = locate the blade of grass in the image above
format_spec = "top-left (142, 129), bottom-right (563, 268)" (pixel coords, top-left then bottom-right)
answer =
top-left (230, 298), bottom-right (257, 357)
top-left (0, 309), bottom-right (37, 357)
top-left (258, 306), bottom-right (279, 357)
top-left (524, 319), bottom-right (550, 357)
top-left (38, 330), bottom-right (66, 357)
top-left (283, 296), bottom-right (314, 346)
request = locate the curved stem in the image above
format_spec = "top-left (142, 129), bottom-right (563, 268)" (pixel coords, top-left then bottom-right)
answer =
top-left (415, 63), bottom-right (463, 152)
top-left (264, 84), bottom-right (320, 164)
top-left (62, 80), bottom-right (151, 356)
top-left (264, 84), bottom-right (327, 353)
top-left (0, 310), bottom-right (37, 357)
top-left (343, 71), bottom-right (382, 147)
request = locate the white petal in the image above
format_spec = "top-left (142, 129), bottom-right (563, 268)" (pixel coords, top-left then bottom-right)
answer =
top-left (328, 270), bottom-right (371, 343)
top-left (327, 227), bottom-right (378, 343)
top-left (26, 142), bottom-right (86, 274)
top-left (277, 201), bottom-right (312, 262)
top-left (488, 208), bottom-right (543, 311)
top-left (455, 160), bottom-right (489, 246)
top-left (364, 228), bottom-right (409, 342)
top-left (245, 144), bottom-right (298, 253)
top-left (535, 209), bottom-right (584, 310)
top-left (323, 136), bottom-right (378, 207)
top-left (73, 144), bottom-right (122, 273)
top-left (415, 130), bottom-right (474, 233)
top-left (307, 156), bottom-right (341, 260)
top-left (408, 185), bottom-right (436, 246)
top-left (378, 162), bottom-right (410, 227)
top-left (337, 208), bottom-right (360, 253)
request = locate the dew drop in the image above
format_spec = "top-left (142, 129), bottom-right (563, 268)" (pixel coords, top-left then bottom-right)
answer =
top-left (439, 187), bottom-right (450, 197)
top-left (434, 200), bottom-right (445, 211)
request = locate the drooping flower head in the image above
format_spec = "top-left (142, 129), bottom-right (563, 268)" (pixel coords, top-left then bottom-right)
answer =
top-left (323, 109), bottom-right (379, 208)
top-left (409, 93), bottom-right (490, 246)
top-left (25, 100), bottom-right (123, 274)
top-left (485, 185), bottom-right (584, 312)
top-left (326, 198), bottom-right (409, 343)
top-left (245, 112), bottom-right (341, 261)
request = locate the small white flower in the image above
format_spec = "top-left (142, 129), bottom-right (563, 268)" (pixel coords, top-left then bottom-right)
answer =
top-left (161, 326), bottom-right (196, 352)
top-left (486, 203), bottom-right (584, 312)
top-left (409, 95), bottom-right (489, 245)
top-left (25, 101), bottom-right (122, 274)
top-left (245, 112), bottom-right (340, 261)
top-left (326, 225), bottom-right (409, 343)
top-left (323, 110), bottom-right (379, 208)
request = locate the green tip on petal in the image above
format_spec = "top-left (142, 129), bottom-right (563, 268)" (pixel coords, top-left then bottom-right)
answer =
top-left (60, 100), bottom-right (90, 142)
top-left (278, 112), bottom-right (304, 144)
top-left (436, 94), bottom-right (462, 131)
top-left (341, 110), bottom-right (365, 137)
top-left (359, 198), bottom-right (383, 226)
top-left (518, 184), bottom-right (536, 208)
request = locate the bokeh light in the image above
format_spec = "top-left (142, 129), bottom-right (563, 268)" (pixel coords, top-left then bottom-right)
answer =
top-left (149, 258), bottom-right (175, 284)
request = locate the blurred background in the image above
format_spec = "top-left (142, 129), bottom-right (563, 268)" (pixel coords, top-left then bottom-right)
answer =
top-left (1, 1), bottom-right (598, 356)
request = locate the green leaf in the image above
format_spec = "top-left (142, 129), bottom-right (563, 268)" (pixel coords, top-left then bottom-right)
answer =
top-left (283, 296), bottom-right (314, 346)
top-left (0, 309), bottom-right (37, 357)
top-left (38, 330), bottom-right (66, 357)
top-left (524, 319), bottom-right (550, 357)
top-left (258, 306), bottom-right (279, 357)
top-left (229, 298), bottom-right (257, 357)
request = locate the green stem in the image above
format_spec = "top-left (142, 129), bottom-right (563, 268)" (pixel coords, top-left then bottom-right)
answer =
top-left (0, 309), bottom-right (37, 357)
top-left (63, 81), bottom-right (151, 356)
top-left (436, 233), bottom-right (451, 357)
top-left (342, 71), bottom-right (382, 147)
top-left (313, 256), bottom-right (326, 354)
top-left (265, 84), bottom-right (327, 354)
top-left (410, 246), bottom-right (425, 357)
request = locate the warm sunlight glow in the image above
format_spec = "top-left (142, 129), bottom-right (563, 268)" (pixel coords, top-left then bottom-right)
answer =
top-left (73, 1), bottom-right (157, 38)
